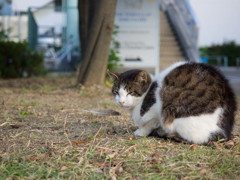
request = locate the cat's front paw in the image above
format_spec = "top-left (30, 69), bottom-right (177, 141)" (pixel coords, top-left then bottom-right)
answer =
top-left (134, 129), bottom-right (148, 137)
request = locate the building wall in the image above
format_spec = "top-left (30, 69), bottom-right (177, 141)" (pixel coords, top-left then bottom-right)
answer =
top-left (0, 15), bottom-right (28, 41)
top-left (189, 0), bottom-right (240, 46)
top-left (33, 2), bottom-right (65, 35)
top-left (12, 0), bottom-right (52, 13)
top-left (0, 0), bottom-right (12, 15)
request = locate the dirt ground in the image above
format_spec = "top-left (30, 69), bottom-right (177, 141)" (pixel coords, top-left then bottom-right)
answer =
top-left (0, 76), bottom-right (240, 179)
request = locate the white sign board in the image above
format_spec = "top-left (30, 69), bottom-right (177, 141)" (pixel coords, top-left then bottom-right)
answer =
top-left (114, 0), bottom-right (159, 73)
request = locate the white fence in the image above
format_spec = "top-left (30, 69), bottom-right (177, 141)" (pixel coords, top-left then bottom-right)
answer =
top-left (0, 14), bottom-right (28, 42)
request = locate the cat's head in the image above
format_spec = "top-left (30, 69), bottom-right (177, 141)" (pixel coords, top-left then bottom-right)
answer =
top-left (107, 69), bottom-right (152, 109)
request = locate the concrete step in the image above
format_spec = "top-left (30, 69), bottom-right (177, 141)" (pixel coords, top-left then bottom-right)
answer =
top-left (159, 11), bottom-right (185, 70)
top-left (161, 25), bottom-right (173, 31)
top-left (160, 57), bottom-right (185, 70)
top-left (160, 41), bottom-right (179, 46)
top-left (161, 31), bottom-right (175, 36)
top-left (160, 56), bottom-right (185, 63)
top-left (160, 36), bottom-right (177, 42)
top-left (160, 46), bottom-right (182, 52)
top-left (160, 50), bottom-right (183, 56)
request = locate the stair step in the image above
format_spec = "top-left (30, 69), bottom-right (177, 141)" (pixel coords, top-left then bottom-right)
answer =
top-left (160, 46), bottom-right (181, 52)
top-left (159, 11), bottom-right (186, 70)
top-left (160, 36), bottom-right (177, 41)
top-left (160, 57), bottom-right (185, 70)
top-left (160, 41), bottom-right (179, 46)
top-left (160, 51), bottom-right (183, 56)
top-left (160, 56), bottom-right (185, 62)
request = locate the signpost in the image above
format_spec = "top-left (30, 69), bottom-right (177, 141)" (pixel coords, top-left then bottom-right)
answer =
top-left (114, 0), bottom-right (159, 75)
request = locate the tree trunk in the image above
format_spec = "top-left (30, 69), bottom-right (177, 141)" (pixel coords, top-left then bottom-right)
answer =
top-left (78, 0), bottom-right (88, 56)
top-left (77, 0), bottom-right (117, 86)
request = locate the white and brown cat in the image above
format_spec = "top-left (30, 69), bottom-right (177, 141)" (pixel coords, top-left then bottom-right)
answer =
top-left (107, 62), bottom-right (237, 144)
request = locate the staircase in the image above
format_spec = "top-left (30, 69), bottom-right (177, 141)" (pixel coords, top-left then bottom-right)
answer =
top-left (160, 0), bottom-right (200, 64)
top-left (160, 11), bottom-right (185, 70)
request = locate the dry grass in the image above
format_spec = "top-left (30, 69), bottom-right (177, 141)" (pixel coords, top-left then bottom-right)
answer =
top-left (0, 76), bottom-right (240, 179)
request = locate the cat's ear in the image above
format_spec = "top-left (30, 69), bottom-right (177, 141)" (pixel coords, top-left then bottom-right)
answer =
top-left (107, 69), bottom-right (119, 83)
top-left (135, 71), bottom-right (148, 83)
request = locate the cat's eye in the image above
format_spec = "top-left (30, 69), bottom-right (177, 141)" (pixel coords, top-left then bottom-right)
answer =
top-left (114, 91), bottom-right (119, 95)
top-left (127, 92), bottom-right (133, 96)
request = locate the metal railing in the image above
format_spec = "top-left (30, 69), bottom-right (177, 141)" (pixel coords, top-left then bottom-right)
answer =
top-left (37, 44), bottom-right (73, 71)
top-left (202, 55), bottom-right (228, 70)
top-left (160, 0), bottom-right (200, 62)
top-left (236, 57), bottom-right (240, 71)
top-left (28, 8), bottom-right (38, 48)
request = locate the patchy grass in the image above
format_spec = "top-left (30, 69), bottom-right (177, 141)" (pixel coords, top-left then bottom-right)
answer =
top-left (0, 76), bottom-right (240, 179)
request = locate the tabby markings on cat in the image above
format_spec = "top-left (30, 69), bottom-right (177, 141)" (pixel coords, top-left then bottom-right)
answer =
top-left (107, 62), bottom-right (237, 144)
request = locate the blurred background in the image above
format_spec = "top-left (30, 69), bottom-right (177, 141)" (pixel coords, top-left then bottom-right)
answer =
top-left (0, 0), bottom-right (239, 89)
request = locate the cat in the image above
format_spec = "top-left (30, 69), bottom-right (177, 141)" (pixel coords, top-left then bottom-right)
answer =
top-left (107, 62), bottom-right (237, 144)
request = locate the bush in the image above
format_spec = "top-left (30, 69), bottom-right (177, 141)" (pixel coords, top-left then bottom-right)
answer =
top-left (0, 40), bottom-right (45, 78)
top-left (108, 25), bottom-right (122, 72)
top-left (199, 41), bottom-right (240, 66)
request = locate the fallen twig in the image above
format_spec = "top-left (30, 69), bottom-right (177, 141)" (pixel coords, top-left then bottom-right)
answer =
top-left (63, 114), bottom-right (72, 147)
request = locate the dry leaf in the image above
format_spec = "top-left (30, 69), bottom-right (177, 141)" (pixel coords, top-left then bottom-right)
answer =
top-left (106, 152), bottom-right (118, 159)
top-left (0, 155), bottom-right (10, 162)
top-left (85, 108), bottom-right (120, 116)
top-left (30, 154), bottom-right (48, 161)
top-left (209, 165), bottom-right (215, 168)
top-left (213, 142), bottom-right (222, 149)
top-left (225, 141), bottom-right (234, 149)
top-left (109, 167), bottom-right (117, 180)
top-left (71, 139), bottom-right (89, 147)
top-left (115, 165), bottom-right (123, 176)
top-left (93, 162), bottom-right (105, 167)
top-left (60, 166), bottom-right (68, 171)
top-left (10, 122), bottom-right (27, 128)
top-left (199, 168), bottom-right (209, 174)
top-left (92, 167), bottom-right (103, 174)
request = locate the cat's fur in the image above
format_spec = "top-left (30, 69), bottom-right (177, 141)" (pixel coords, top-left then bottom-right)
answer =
top-left (108, 62), bottom-right (237, 144)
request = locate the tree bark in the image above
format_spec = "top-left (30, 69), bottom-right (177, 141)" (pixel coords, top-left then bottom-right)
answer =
top-left (77, 0), bottom-right (117, 85)
top-left (78, 0), bottom-right (88, 56)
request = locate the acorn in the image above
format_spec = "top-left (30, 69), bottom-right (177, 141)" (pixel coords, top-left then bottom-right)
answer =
top-left (190, 145), bottom-right (196, 150)
top-left (152, 159), bottom-right (157, 164)
top-left (151, 153), bottom-right (158, 158)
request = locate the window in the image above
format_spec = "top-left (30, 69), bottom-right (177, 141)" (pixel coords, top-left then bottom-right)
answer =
top-left (54, 0), bottom-right (62, 11)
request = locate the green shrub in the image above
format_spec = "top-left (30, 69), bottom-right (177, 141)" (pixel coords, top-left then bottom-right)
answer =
top-left (108, 25), bottom-right (122, 72)
top-left (200, 41), bottom-right (240, 66)
top-left (0, 40), bottom-right (45, 78)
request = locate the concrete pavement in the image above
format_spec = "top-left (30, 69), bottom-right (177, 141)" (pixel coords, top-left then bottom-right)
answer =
top-left (220, 67), bottom-right (240, 97)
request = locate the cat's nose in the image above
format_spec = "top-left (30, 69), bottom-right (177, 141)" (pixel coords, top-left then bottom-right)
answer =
top-left (119, 101), bottom-right (125, 105)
